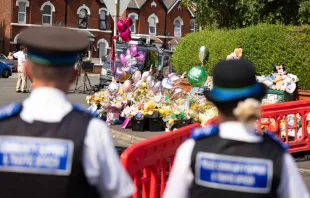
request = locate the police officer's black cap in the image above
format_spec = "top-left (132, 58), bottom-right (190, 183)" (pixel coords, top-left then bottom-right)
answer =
top-left (19, 27), bottom-right (89, 66)
top-left (204, 59), bottom-right (267, 104)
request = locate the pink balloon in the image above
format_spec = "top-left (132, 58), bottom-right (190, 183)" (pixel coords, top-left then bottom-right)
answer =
top-left (123, 66), bottom-right (137, 75)
top-left (130, 45), bottom-right (138, 57)
top-left (136, 51), bottom-right (146, 62)
top-left (126, 49), bottom-right (131, 56)
top-left (116, 67), bottom-right (124, 80)
top-left (133, 71), bottom-right (141, 84)
top-left (119, 54), bottom-right (126, 66)
top-left (117, 20), bottom-right (126, 33)
top-left (119, 29), bottom-right (131, 43)
top-left (125, 17), bottom-right (133, 28)
top-left (123, 80), bottom-right (132, 93)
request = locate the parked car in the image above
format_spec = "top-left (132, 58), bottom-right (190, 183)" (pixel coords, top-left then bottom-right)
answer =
top-left (0, 61), bottom-right (12, 78)
top-left (0, 53), bottom-right (17, 72)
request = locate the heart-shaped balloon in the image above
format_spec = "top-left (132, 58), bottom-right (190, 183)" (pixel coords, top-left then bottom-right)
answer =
top-left (119, 54), bottom-right (126, 66)
top-left (120, 29), bottom-right (131, 43)
top-left (136, 51), bottom-right (146, 62)
top-left (133, 71), bottom-right (141, 84)
top-left (117, 20), bottom-right (126, 33)
top-left (152, 81), bottom-right (162, 94)
top-left (125, 17), bottom-right (133, 28)
top-left (108, 82), bottom-right (119, 95)
top-left (126, 49), bottom-right (131, 56)
top-left (123, 80), bottom-right (132, 93)
top-left (142, 71), bottom-right (149, 81)
top-left (170, 88), bottom-right (185, 100)
top-left (125, 55), bottom-right (137, 67)
top-left (130, 45), bottom-right (138, 57)
top-left (146, 76), bottom-right (154, 88)
top-left (115, 67), bottom-right (125, 80)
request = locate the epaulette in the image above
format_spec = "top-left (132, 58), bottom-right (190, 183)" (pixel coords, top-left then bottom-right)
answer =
top-left (264, 132), bottom-right (289, 151)
top-left (190, 125), bottom-right (218, 141)
top-left (0, 103), bottom-right (23, 121)
top-left (72, 104), bottom-right (98, 118)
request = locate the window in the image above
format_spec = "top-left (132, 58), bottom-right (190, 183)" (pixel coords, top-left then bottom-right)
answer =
top-left (41, 1), bottom-right (55, 25)
top-left (18, 2), bottom-right (26, 24)
top-left (149, 17), bottom-right (156, 34)
top-left (130, 15), bottom-right (136, 33)
top-left (99, 10), bottom-right (106, 30)
top-left (78, 9), bottom-right (88, 29)
top-left (128, 13), bottom-right (138, 34)
top-left (148, 14), bottom-right (158, 35)
top-left (174, 20), bottom-right (181, 37)
top-left (190, 19), bottom-right (196, 32)
top-left (42, 5), bottom-right (52, 25)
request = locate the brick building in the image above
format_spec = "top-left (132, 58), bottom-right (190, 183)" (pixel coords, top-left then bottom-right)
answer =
top-left (0, 0), bottom-right (195, 63)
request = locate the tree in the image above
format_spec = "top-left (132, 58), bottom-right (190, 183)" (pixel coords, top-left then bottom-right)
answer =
top-left (182, 0), bottom-right (302, 29)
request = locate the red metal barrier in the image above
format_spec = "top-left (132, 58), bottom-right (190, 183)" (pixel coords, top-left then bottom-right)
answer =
top-left (121, 100), bottom-right (310, 197)
top-left (258, 100), bottom-right (310, 153)
top-left (120, 123), bottom-right (200, 198)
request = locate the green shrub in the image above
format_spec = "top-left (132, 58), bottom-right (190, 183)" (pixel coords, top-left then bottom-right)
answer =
top-left (173, 24), bottom-right (310, 89)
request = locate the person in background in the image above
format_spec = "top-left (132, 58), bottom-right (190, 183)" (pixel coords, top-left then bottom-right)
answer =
top-left (0, 27), bottom-right (135, 198)
top-left (7, 52), bottom-right (14, 60)
top-left (163, 59), bottom-right (309, 198)
top-left (14, 45), bottom-right (28, 93)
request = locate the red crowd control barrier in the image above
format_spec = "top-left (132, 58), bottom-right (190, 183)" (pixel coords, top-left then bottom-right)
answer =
top-left (258, 100), bottom-right (310, 153)
top-left (120, 123), bottom-right (200, 198)
top-left (121, 100), bottom-right (310, 197)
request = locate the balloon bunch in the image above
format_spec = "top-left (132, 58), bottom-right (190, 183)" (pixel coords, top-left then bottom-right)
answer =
top-left (116, 44), bottom-right (146, 82)
top-left (117, 18), bottom-right (133, 43)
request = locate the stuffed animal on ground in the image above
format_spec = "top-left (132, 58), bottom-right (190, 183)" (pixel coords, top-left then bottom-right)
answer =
top-left (272, 75), bottom-right (283, 90)
top-left (273, 64), bottom-right (287, 76)
top-left (226, 48), bottom-right (243, 60)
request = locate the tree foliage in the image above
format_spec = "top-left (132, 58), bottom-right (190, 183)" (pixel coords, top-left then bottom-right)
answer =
top-left (172, 24), bottom-right (310, 89)
top-left (182, 0), bottom-right (307, 28)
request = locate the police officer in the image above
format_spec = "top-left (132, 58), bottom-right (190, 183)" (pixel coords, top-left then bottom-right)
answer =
top-left (0, 27), bottom-right (135, 198)
top-left (163, 60), bottom-right (309, 198)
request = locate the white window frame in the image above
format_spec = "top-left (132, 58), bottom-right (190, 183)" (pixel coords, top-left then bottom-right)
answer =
top-left (77, 5), bottom-right (91, 29)
top-left (40, 1), bottom-right (56, 25)
top-left (128, 13), bottom-right (138, 34)
top-left (173, 16), bottom-right (184, 37)
top-left (98, 8), bottom-right (108, 30)
top-left (148, 13), bottom-right (159, 35)
top-left (16, 0), bottom-right (29, 24)
top-left (190, 19), bottom-right (196, 33)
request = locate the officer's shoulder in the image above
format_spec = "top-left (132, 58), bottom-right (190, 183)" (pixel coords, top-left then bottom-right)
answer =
top-left (72, 104), bottom-right (98, 118)
top-left (0, 103), bottom-right (22, 121)
top-left (263, 132), bottom-right (289, 151)
top-left (190, 125), bottom-right (218, 141)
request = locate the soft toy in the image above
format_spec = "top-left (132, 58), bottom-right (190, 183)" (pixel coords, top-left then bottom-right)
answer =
top-left (226, 48), bottom-right (243, 60)
top-left (273, 64), bottom-right (287, 76)
top-left (272, 75), bottom-right (283, 90)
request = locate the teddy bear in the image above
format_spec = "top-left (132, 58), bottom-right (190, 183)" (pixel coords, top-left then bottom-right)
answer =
top-left (272, 75), bottom-right (284, 90)
top-left (226, 48), bottom-right (243, 60)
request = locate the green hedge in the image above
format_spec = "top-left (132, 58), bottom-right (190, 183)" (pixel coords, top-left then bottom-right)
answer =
top-left (172, 24), bottom-right (310, 90)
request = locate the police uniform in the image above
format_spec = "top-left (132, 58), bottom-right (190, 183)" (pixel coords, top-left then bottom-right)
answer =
top-left (0, 27), bottom-right (135, 198)
top-left (163, 60), bottom-right (309, 198)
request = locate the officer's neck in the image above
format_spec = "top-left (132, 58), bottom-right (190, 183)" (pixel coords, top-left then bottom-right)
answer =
top-left (32, 82), bottom-right (69, 93)
top-left (219, 114), bottom-right (238, 122)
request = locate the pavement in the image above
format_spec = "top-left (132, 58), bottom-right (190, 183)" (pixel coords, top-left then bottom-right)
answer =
top-left (1, 73), bottom-right (310, 191)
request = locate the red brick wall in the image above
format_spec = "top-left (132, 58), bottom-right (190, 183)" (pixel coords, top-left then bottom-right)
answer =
top-left (138, 0), bottom-right (166, 35)
top-left (0, 0), bottom-right (12, 54)
top-left (167, 1), bottom-right (191, 37)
